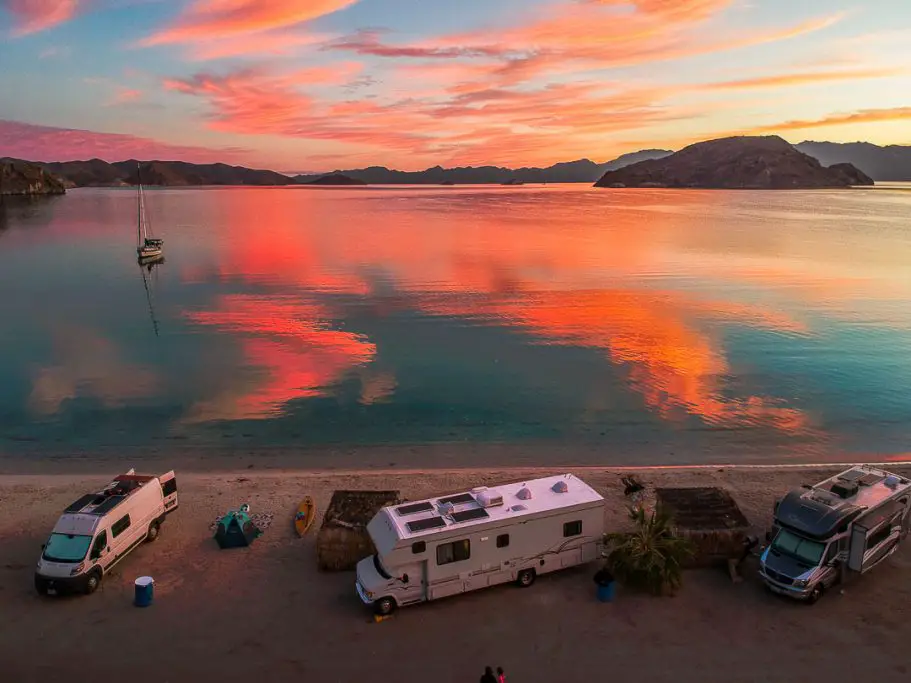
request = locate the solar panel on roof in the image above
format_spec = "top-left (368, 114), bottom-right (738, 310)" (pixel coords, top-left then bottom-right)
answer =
top-left (396, 502), bottom-right (434, 516)
top-left (65, 494), bottom-right (99, 513)
top-left (92, 495), bottom-right (125, 515)
top-left (407, 517), bottom-right (447, 533)
top-left (451, 508), bottom-right (489, 523)
top-left (439, 493), bottom-right (475, 505)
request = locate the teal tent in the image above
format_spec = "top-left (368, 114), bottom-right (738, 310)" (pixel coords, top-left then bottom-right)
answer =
top-left (214, 504), bottom-right (262, 549)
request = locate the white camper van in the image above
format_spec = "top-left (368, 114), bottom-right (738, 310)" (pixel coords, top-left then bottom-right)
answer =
top-left (760, 465), bottom-right (911, 603)
top-left (35, 469), bottom-right (178, 596)
top-left (356, 473), bottom-right (605, 615)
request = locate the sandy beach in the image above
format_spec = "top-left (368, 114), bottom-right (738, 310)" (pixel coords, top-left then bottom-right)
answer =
top-left (2, 460), bottom-right (910, 683)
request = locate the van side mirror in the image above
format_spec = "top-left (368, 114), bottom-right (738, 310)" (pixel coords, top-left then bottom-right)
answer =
top-left (41, 544), bottom-right (45, 550)
top-left (401, 574), bottom-right (409, 584)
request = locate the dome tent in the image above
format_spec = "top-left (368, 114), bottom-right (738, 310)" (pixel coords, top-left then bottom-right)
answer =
top-left (214, 503), bottom-right (262, 549)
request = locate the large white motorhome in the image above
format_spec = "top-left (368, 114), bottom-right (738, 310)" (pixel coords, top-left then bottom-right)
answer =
top-left (356, 473), bottom-right (605, 615)
top-left (760, 465), bottom-right (911, 604)
top-left (35, 469), bottom-right (178, 596)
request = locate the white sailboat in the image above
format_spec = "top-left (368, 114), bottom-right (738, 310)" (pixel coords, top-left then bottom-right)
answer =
top-left (136, 163), bottom-right (163, 262)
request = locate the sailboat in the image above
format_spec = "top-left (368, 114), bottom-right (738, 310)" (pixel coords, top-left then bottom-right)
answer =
top-left (136, 163), bottom-right (164, 262)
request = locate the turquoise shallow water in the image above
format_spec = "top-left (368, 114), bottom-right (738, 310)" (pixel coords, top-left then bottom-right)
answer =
top-left (1, 184), bottom-right (910, 464)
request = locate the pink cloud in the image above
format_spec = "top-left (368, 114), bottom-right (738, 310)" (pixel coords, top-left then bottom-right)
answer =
top-left (104, 87), bottom-right (143, 107)
top-left (0, 119), bottom-right (252, 163)
top-left (3, 0), bottom-right (78, 35)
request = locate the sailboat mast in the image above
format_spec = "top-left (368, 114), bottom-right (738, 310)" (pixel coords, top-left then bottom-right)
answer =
top-left (137, 162), bottom-right (143, 246)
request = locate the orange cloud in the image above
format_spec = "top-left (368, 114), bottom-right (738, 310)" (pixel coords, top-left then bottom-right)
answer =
top-left (703, 68), bottom-right (903, 90)
top-left (105, 87), bottom-right (143, 107)
top-left (750, 107), bottom-right (911, 133)
top-left (142, 0), bottom-right (358, 59)
top-left (4, 0), bottom-right (78, 35)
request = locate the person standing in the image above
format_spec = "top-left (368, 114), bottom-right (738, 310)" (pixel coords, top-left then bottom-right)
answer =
top-left (480, 666), bottom-right (497, 683)
top-left (497, 666), bottom-right (506, 683)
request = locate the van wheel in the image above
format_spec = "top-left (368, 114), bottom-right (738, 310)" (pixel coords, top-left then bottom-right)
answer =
top-left (806, 585), bottom-right (824, 605)
top-left (375, 597), bottom-right (396, 616)
top-left (517, 569), bottom-right (536, 588)
top-left (34, 576), bottom-right (50, 596)
top-left (146, 521), bottom-right (161, 543)
top-left (85, 569), bottom-right (102, 595)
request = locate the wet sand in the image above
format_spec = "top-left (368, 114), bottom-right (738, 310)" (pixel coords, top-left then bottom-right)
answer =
top-left (1, 463), bottom-right (910, 683)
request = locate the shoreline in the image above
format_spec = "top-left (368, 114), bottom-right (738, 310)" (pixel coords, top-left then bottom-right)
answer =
top-left (3, 440), bottom-right (909, 475)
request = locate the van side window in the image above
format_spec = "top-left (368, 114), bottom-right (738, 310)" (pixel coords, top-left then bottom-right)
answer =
top-left (563, 521), bottom-right (582, 537)
top-left (90, 530), bottom-right (108, 559)
top-left (437, 539), bottom-right (470, 565)
top-left (496, 534), bottom-right (510, 548)
top-left (162, 478), bottom-right (177, 497)
top-left (111, 514), bottom-right (131, 539)
top-left (411, 541), bottom-right (426, 554)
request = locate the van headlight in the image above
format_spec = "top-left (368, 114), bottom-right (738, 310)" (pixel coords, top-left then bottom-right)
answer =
top-left (793, 579), bottom-right (809, 588)
top-left (70, 562), bottom-right (85, 576)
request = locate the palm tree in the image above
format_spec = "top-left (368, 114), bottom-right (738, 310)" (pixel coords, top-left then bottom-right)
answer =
top-left (604, 505), bottom-right (695, 596)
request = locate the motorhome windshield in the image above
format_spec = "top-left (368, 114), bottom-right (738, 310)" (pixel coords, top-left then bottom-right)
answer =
top-left (43, 533), bottom-right (92, 563)
top-left (373, 554), bottom-right (392, 580)
top-left (772, 529), bottom-right (826, 566)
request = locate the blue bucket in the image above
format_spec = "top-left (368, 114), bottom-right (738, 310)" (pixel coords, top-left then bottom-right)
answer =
top-left (134, 576), bottom-right (154, 607)
top-left (596, 581), bottom-right (616, 603)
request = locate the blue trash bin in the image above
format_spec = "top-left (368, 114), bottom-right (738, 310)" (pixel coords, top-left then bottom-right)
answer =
top-left (597, 581), bottom-right (616, 602)
top-left (134, 576), bottom-right (154, 607)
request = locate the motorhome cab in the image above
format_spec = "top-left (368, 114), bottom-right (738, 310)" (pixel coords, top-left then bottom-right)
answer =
top-left (356, 473), bottom-right (605, 615)
top-left (35, 469), bottom-right (178, 596)
top-left (760, 465), bottom-right (911, 604)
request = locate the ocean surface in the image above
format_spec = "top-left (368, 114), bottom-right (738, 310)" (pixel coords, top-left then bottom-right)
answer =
top-left (1, 184), bottom-right (910, 465)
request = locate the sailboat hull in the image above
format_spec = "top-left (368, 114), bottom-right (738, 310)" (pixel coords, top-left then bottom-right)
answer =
top-left (138, 246), bottom-right (163, 260)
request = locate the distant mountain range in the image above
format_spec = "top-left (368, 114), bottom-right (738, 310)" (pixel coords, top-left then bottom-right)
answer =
top-left (794, 142), bottom-right (911, 181)
top-left (595, 136), bottom-right (873, 189)
top-left (4, 141), bottom-right (908, 188)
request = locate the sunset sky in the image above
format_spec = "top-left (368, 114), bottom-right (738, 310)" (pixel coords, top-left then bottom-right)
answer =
top-left (1, 0), bottom-right (910, 171)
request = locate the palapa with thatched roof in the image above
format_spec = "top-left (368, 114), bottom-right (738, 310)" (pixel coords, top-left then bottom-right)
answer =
top-left (316, 490), bottom-right (401, 571)
top-left (656, 487), bottom-right (751, 568)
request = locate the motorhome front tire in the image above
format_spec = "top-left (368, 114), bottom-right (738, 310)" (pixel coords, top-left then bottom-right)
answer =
top-left (375, 597), bottom-right (396, 616)
top-left (146, 521), bottom-right (161, 542)
top-left (517, 569), bottom-right (536, 588)
top-left (806, 585), bottom-right (823, 605)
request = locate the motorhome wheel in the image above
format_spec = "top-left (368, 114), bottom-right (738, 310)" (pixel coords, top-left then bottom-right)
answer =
top-left (85, 569), bottom-right (103, 595)
top-left (146, 521), bottom-right (161, 542)
top-left (517, 569), bottom-right (536, 587)
top-left (806, 585), bottom-right (824, 605)
top-left (34, 576), bottom-right (50, 596)
top-left (375, 597), bottom-right (396, 616)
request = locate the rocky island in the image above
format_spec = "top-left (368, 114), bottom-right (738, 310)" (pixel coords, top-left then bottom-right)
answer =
top-left (0, 159), bottom-right (66, 196)
top-left (595, 136), bottom-right (874, 189)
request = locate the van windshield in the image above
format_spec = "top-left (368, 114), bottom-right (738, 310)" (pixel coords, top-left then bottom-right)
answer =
top-left (43, 533), bottom-right (92, 563)
top-left (373, 554), bottom-right (392, 580)
top-left (772, 529), bottom-right (826, 566)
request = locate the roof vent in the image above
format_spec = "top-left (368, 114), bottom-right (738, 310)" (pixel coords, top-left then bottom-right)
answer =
top-left (516, 487), bottom-right (532, 500)
top-left (552, 481), bottom-right (569, 494)
top-left (830, 479), bottom-right (859, 499)
top-left (510, 505), bottom-right (527, 512)
top-left (476, 489), bottom-right (503, 508)
top-left (884, 475), bottom-right (901, 490)
top-left (438, 502), bottom-right (455, 516)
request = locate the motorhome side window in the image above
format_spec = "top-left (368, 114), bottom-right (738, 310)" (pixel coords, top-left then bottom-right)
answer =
top-left (111, 514), bottom-right (131, 538)
top-left (867, 524), bottom-right (892, 549)
top-left (437, 539), bottom-right (470, 565)
top-left (563, 520), bottom-right (582, 537)
top-left (496, 534), bottom-right (509, 548)
top-left (411, 541), bottom-right (426, 554)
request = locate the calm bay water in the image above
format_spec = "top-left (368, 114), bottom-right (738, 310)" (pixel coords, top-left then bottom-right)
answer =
top-left (1, 184), bottom-right (910, 465)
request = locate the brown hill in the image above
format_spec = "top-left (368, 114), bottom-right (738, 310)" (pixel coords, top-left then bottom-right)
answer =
top-left (595, 136), bottom-right (874, 189)
top-left (0, 158), bottom-right (66, 196)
